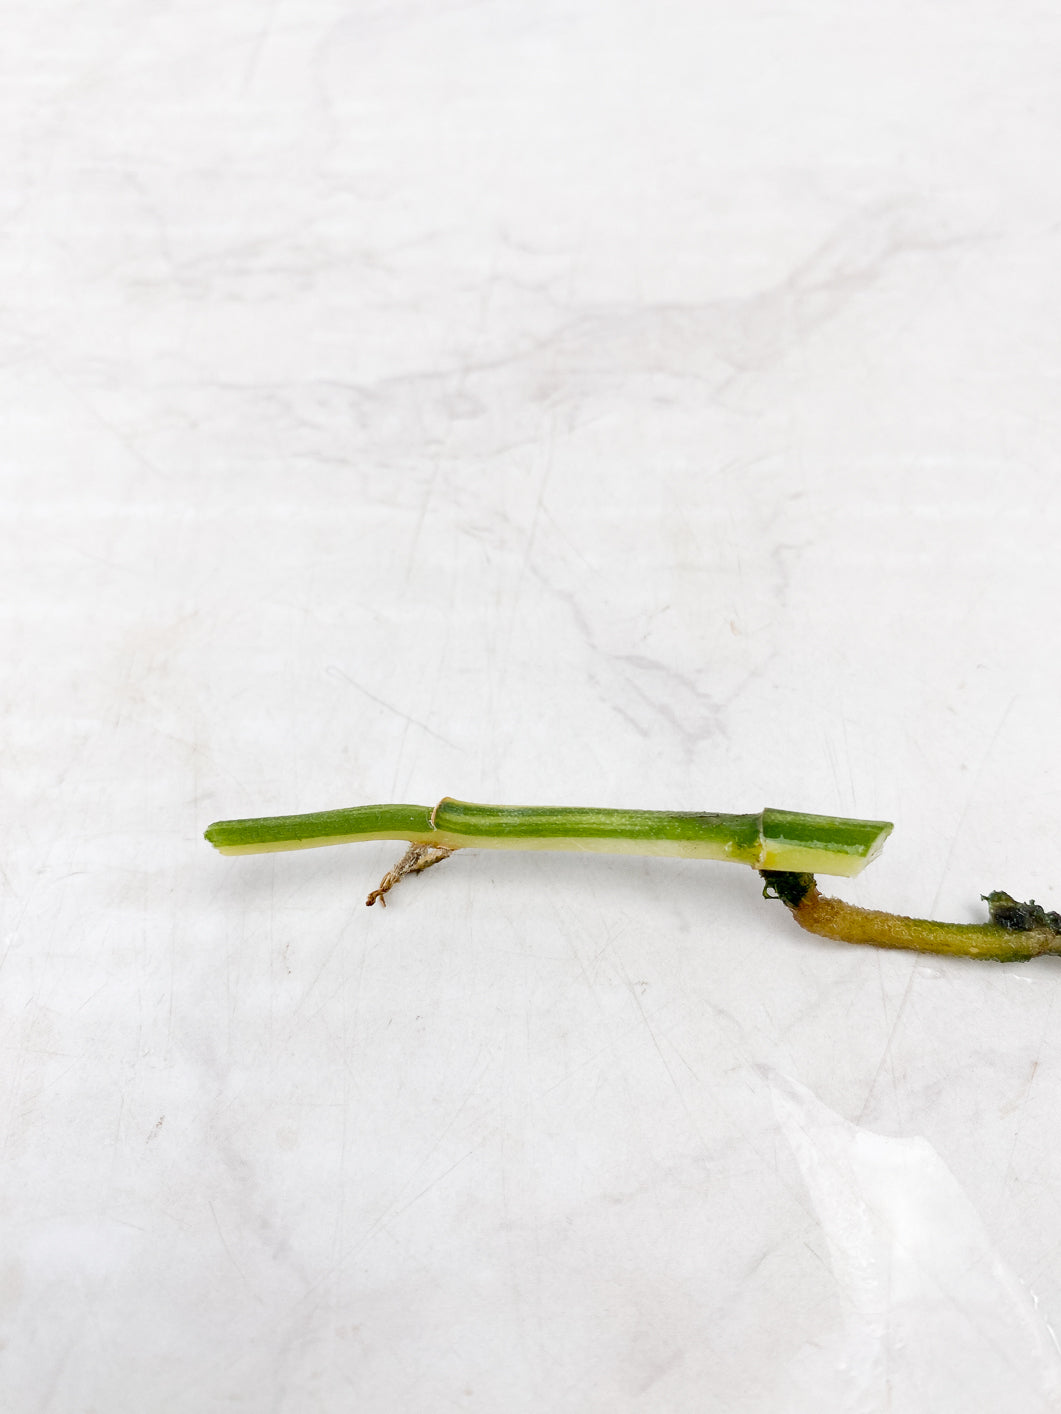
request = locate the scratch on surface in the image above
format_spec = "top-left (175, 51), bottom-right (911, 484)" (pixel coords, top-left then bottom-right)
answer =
top-left (241, 0), bottom-right (278, 89)
top-left (615, 954), bottom-right (709, 1146)
top-left (334, 1053), bottom-right (494, 1273)
top-left (857, 959), bottom-right (918, 1125)
top-left (929, 694), bottom-right (1018, 915)
top-left (209, 1201), bottom-right (258, 1299)
top-left (325, 665), bottom-right (455, 746)
top-left (999, 986), bottom-right (1056, 1198)
top-left (518, 410), bottom-right (556, 585)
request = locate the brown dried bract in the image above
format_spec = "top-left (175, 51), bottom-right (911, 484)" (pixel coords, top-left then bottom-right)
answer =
top-left (366, 843), bottom-right (455, 907)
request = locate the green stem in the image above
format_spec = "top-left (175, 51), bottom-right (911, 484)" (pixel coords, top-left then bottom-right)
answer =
top-left (204, 798), bottom-right (892, 876)
top-left (205, 797), bottom-right (1061, 959)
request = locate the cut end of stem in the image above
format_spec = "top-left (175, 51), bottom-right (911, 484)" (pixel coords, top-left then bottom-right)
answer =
top-left (757, 809), bottom-right (892, 876)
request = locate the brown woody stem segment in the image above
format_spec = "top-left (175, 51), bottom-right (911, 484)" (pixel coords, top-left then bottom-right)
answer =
top-left (761, 872), bottom-right (1061, 962)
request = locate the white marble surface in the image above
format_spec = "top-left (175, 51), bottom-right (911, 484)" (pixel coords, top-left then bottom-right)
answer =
top-left (4, 2), bottom-right (1061, 1409)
